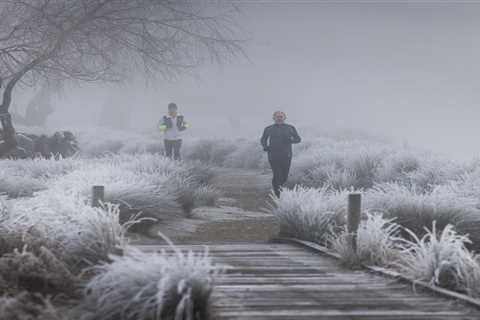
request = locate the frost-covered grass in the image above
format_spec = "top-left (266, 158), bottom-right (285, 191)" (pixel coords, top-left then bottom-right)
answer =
top-left (288, 137), bottom-right (467, 191)
top-left (76, 129), bottom-right (163, 157)
top-left (0, 246), bottom-right (78, 296)
top-left (75, 127), bottom-right (268, 169)
top-left (270, 186), bottom-right (347, 244)
top-left (330, 213), bottom-right (401, 267)
top-left (396, 223), bottom-right (480, 296)
top-left (0, 150), bottom-right (221, 282)
top-left (0, 151), bottom-right (223, 315)
top-left (1, 194), bottom-right (127, 273)
top-left (366, 184), bottom-right (480, 248)
top-left (270, 184), bottom-right (480, 297)
top-left (1, 153), bottom-right (221, 221)
top-left (0, 157), bottom-right (78, 198)
top-left (0, 292), bottom-right (66, 320)
top-left (82, 245), bottom-right (220, 320)
top-left (0, 129), bottom-right (234, 317)
top-left (223, 140), bottom-right (267, 169)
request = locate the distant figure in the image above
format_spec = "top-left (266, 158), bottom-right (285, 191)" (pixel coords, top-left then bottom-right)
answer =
top-left (261, 111), bottom-right (301, 198)
top-left (159, 103), bottom-right (189, 160)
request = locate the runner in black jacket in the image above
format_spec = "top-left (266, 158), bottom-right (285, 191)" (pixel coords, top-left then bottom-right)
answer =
top-left (261, 111), bottom-right (301, 197)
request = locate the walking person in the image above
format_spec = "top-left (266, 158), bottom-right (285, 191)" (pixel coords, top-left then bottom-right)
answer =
top-left (159, 103), bottom-right (189, 160)
top-left (261, 111), bottom-right (301, 198)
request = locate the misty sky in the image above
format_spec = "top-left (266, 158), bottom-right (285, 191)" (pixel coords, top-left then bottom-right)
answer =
top-left (14, 1), bottom-right (480, 160)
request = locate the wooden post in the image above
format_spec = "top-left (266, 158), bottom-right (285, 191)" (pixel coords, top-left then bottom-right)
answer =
top-left (92, 185), bottom-right (105, 208)
top-left (348, 193), bottom-right (361, 253)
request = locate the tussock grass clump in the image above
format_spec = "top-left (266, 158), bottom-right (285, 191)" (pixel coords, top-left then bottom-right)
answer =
top-left (82, 246), bottom-right (220, 320)
top-left (193, 185), bottom-right (223, 208)
top-left (330, 213), bottom-right (401, 267)
top-left (50, 155), bottom-right (180, 221)
top-left (4, 193), bottom-right (127, 272)
top-left (270, 186), bottom-right (347, 244)
top-left (181, 161), bottom-right (216, 186)
top-left (76, 129), bottom-right (163, 157)
top-left (396, 223), bottom-right (480, 296)
top-left (0, 246), bottom-right (78, 296)
top-left (0, 292), bottom-right (66, 320)
top-left (0, 175), bottom-right (46, 198)
top-left (365, 184), bottom-right (480, 248)
top-left (184, 139), bottom-right (237, 166)
top-left (289, 139), bottom-right (388, 189)
top-left (289, 137), bottom-right (466, 192)
top-left (223, 141), bottom-right (267, 169)
top-left (0, 157), bottom-right (77, 198)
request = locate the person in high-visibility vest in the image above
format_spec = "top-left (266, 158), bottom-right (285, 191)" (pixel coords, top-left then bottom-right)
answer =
top-left (159, 103), bottom-right (189, 160)
top-left (261, 111), bottom-right (301, 198)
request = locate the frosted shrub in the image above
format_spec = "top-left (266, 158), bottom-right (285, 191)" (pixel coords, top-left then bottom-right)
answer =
top-left (76, 129), bottom-right (138, 156)
top-left (193, 185), bottom-right (223, 208)
top-left (119, 137), bottom-right (163, 155)
top-left (0, 292), bottom-right (66, 320)
top-left (366, 184), bottom-right (480, 247)
top-left (50, 156), bottom-right (180, 221)
top-left (82, 246), bottom-right (220, 320)
top-left (0, 246), bottom-right (77, 296)
top-left (184, 139), bottom-right (237, 166)
top-left (224, 140), bottom-right (267, 169)
top-left (376, 150), bottom-right (421, 183)
top-left (330, 213), bottom-right (401, 267)
top-left (270, 186), bottom-right (347, 244)
top-left (0, 157), bottom-right (77, 179)
top-left (77, 128), bottom-right (166, 156)
top-left (289, 139), bottom-right (387, 189)
top-left (0, 174), bottom-right (46, 198)
top-left (6, 192), bottom-right (127, 272)
top-left (182, 161), bottom-right (216, 186)
top-left (448, 168), bottom-right (480, 207)
top-left (0, 157), bottom-right (77, 198)
top-left (405, 158), bottom-right (466, 193)
top-left (397, 223), bottom-right (480, 296)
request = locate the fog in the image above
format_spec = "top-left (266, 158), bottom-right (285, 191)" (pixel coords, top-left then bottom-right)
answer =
top-left (11, 2), bottom-right (480, 160)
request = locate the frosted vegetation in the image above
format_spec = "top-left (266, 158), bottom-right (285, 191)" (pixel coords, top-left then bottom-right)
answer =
top-left (0, 142), bottom-right (223, 318)
top-left (75, 127), bottom-right (480, 298)
top-left (5, 126), bottom-right (480, 316)
top-left (265, 133), bottom-right (480, 298)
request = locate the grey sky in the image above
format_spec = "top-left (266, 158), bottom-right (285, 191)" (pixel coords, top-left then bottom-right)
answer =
top-left (20, 1), bottom-right (480, 159)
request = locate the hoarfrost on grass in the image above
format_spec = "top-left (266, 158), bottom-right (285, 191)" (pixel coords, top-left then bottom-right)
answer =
top-left (82, 246), bottom-right (220, 320)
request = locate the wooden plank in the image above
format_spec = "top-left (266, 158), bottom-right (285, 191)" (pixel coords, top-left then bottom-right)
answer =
top-left (214, 310), bottom-right (468, 317)
top-left (136, 242), bottom-right (480, 319)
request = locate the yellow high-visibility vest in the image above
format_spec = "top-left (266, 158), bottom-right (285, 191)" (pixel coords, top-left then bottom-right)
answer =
top-left (159, 124), bottom-right (167, 132)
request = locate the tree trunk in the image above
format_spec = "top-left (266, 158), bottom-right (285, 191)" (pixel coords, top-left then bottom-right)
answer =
top-left (0, 112), bottom-right (17, 156)
top-left (0, 77), bottom-right (20, 157)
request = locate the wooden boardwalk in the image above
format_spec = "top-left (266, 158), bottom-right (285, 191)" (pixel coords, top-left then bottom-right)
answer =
top-left (138, 242), bottom-right (480, 320)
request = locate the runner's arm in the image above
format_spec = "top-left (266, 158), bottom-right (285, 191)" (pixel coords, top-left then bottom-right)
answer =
top-left (260, 127), bottom-right (270, 151)
top-left (290, 126), bottom-right (301, 144)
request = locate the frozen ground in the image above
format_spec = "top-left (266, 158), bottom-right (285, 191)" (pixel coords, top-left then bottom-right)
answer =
top-left (131, 167), bottom-right (279, 244)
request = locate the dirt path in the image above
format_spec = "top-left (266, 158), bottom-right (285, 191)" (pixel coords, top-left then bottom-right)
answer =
top-left (211, 167), bottom-right (273, 212)
top-left (130, 167), bottom-right (279, 244)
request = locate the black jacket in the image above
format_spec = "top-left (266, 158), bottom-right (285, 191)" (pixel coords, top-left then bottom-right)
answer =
top-left (261, 123), bottom-right (301, 156)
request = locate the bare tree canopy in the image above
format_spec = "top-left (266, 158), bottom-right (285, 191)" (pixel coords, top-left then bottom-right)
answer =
top-left (0, 0), bottom-right (243, 156)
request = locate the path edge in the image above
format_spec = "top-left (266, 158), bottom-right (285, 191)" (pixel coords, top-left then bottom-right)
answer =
top-left (273, 237), bottom-right (480, 310)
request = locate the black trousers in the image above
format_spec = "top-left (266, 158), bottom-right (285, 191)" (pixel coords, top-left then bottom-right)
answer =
top-left (164, 139), bottom-right (182, 160)
top-left (268, 152), bottom-right (292, 198)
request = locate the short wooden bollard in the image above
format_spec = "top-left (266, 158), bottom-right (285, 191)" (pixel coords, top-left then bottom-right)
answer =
top-left (347, 193), bottom-right (361, 253)
top-left (92, 185), bottom-right (105, 208)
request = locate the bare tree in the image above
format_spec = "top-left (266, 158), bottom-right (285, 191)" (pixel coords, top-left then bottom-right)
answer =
top-left (0, 0), bottom-right (242, 156)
